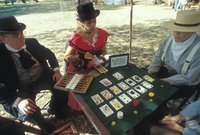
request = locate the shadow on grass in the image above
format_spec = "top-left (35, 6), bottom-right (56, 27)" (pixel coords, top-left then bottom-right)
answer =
top-left (105, 18), bottom-right (170, 67)
top-left (30, 17), bottom-right (170, 69)
top-left (105, 20), bottom-right (169, 50)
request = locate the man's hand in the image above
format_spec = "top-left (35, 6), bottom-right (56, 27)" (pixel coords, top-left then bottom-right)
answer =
top-left (17, 99), bottom-right (37, 115)
top-left (160, 119), bottom-right (184, 133)
top-left (160, 114), bottom-right (186, 133)
top-left (161, 114), bottom-right (186, 124)
top-left (53, 70), bottom-right (62, 82)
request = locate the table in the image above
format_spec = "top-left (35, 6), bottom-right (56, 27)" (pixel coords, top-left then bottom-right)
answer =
top-left (72, 63), bottom-right (178, 135)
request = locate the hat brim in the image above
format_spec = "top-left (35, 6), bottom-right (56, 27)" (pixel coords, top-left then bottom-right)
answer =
top-left (77, 10), bottom-right (100, 21)
top-left (0, 23), bottom-right (26, 34)
top-left (163, 21), bottom-right (200, 32)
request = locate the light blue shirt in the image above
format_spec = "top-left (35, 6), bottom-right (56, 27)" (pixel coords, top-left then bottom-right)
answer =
top-left (148, 34), bottom-right (200, 86)
top-left (180, 100), bottom-right (200, 135)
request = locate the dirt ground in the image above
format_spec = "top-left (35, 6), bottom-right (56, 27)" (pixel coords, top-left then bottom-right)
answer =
top-left (0, 0), bottom-right (175, 134)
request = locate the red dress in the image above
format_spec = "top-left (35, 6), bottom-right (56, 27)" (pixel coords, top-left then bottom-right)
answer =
top-left (67, 28), bottom-right (109, 111)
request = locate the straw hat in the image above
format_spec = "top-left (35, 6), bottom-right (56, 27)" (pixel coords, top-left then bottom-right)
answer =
top-left (0, 16), bottom-right (26, 34)
top-left (163, 10), bottom-right (200, 32)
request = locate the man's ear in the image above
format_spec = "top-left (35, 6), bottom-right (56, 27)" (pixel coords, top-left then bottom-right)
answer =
top-left (0, 36), bottom-right (5, 43)
top-left (0, 36), bottom-right (3, 43)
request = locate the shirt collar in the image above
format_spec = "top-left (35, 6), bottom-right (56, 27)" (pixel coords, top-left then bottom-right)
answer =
top-left (5, 44), bottom-right (26, 52)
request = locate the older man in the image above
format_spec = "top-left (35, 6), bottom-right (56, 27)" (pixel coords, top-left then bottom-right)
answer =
top-left (132, 10), bottom-right (200, 135)
top-left (0, 16), bottom-right (68, 133)
top-left (148, 10), bottom-right (200, 102)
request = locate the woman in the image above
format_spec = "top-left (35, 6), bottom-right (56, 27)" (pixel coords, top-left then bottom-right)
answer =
top-left (64, 2), bottom-right (109, 111)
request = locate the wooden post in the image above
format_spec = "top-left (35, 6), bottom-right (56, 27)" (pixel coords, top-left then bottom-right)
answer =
top-left (129, 0), bottom-right (133, 61)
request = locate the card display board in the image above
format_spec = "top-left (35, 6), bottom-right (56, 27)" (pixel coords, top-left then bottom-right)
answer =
top-left (81, 64), bottom-right (178, 135)
top-left (109, 53), bottom-right (129, 68)
top-left (54, 72), bottom-right (93, 93)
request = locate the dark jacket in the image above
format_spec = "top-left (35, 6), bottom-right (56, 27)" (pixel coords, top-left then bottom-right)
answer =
top-left (0, 38), bottom-right (59, 108)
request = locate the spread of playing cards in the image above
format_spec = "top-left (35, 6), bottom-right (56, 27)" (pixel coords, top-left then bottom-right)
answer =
top-left (90, 72), bottom-right (156, 117)
top-left (80, 64), bottom-right (178, 135)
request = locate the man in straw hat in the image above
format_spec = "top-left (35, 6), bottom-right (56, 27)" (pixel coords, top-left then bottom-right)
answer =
top-left (0, 16), bottom-right (69, 133)
top-left (131, 10), bottom-right (200, 135)
top-left (148, 10), bottom-right (200, 85)
top-left (148, 10), bottom-right (200, 106)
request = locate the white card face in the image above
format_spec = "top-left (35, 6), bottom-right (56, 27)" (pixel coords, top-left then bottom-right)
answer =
top-left (109, 98), bottom-right (123, 111)
top-left (127, 89), bottom-right (140, 99)
top-left (117, 82), bottom-right (130, 90)
top-left (141, 81), bottom-right (153, 89)
top-left (100, 78), bottom-right (112, 87)
top-left (112, 72), bottom-right (124, 80)
top-left (101, 89), bottom-right (113, 100)
top-left (91, 94), bottom-right (104, 105)
top-left (110, 85), bottom-right (122, 95)
top-left (118, 93), bottom-right (132, 104)
top-left (100, 104), bottom-right (114, 117)
top-left (124, 78), bottom-right (136, 86)
top-left (131, 75), bottom-right (143, 82)
top-left (134, 85), bottom-right (147, 94)
top-left (92, 55), bottom-right (103, 65)
top-left (143, 75), bottom-right (155, 82)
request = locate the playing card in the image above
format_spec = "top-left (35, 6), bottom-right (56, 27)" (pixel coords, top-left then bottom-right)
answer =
top-left (100, 104), bottom-right (114, 117)
top-left (101, 89), bottom-right (113, 100)
top-left (100, 78), bottom-right (112, 87)
top-left (143, 75), bottom-right (155, 82)
top-left (127, 89), bottom-right (140, 99)
top-left (124, 78), bottom-right (136, 86)
top-left (91, 94), bottom-right (104, 105)
top-left (112, 72), bottom-right (124, 80)
top-left (134, 85), bottom-right (147, 94)
top-left (109, 98), bottom-right (123, 111)
top-left (110, 85), bottom-right (122, 95)
top-left (141, 81), bottom-right (153, 89)
top-left (118, 93), bottom-right (132, 104)
top-left (117, 82), bottom-right (130, 90)
top-left (131, 75), bottom-right (143, 82)
top-left (92, 55), bottom-right (103, 65)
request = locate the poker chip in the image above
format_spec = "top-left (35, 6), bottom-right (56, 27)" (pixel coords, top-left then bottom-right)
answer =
top-left (132, 99), bottom-right (140, 107)
top-left (117, 111), bottom-right (123, 119)
top-left (148, 92), bottom-right (155, 97)
top-left (149, 98), bottom-right (153, 102)
top-left (111, 121), bottom-right (116, 126)
top-left (133, 110), bottom-right (138, 114)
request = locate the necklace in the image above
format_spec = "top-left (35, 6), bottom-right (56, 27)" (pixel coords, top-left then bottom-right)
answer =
top-left (83, 27), bottom-right (94, 35)
top-left (84, 31), bottom-right (92, 35)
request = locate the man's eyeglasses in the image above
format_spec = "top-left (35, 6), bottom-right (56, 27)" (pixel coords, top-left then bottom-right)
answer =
top-left (2, 31), bottom-right (23, 38)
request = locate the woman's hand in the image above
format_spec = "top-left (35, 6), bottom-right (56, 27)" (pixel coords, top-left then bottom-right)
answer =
top-left (18, 99), bottom-right (37, 115)
top-left (84, 52), bottom-right (94, 60)
top-left (98, 55), bottom-right (107, 63)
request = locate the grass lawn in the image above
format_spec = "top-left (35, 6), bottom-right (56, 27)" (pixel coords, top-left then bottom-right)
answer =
top-left (0, 0), bottom-right (176, 134)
